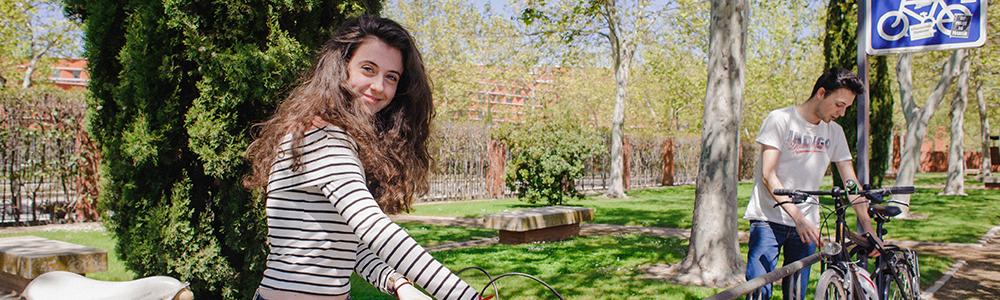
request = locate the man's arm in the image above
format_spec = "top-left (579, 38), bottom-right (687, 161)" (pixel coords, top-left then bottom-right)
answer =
top-left (833, 161), bottom-right (876, 235)
top-left (760, 145), bottom-right (821, 246)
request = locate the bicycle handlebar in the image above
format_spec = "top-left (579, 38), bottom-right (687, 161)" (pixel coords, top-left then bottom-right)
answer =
top-left (773, 186), bottom-right (915, 203)
top-left (773, 186), bottom-right (913, 197)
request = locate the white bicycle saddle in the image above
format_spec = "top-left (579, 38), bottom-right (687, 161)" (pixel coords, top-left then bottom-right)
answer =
top-left (21, 271), bottom-right (193, 300)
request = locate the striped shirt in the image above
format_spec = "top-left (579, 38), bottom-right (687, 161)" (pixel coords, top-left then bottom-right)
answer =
top-left (259, 125), bottom-right (479, 299)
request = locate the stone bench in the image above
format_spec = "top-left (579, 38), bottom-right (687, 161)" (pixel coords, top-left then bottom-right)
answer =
top-left (0, 236), bottom-right (107, 293)
top-left (483, 206), bottom-right (594, 244)
top-left (985, 176), bottom-right (1000, 190)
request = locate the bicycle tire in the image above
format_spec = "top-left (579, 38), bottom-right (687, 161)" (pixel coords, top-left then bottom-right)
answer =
top-left (816, 269), bottom-right (849, 300)
top-left (900, 251), bottom-right (921, 300)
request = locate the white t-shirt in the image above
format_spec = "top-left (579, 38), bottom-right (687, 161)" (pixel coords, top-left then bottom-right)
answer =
top-left (743, 106), bottom-right (852, 227)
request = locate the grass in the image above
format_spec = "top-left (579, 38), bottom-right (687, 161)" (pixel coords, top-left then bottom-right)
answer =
top-left (0, 172), bottom-right (979, 297)
top-left (354, 234), bottom-right (954, 299)
top-left (2, 223), bottom-right (955, 299)
top-left (413, 184), bottom-right (754, 230)
top-left (411, 173), bottom-right (1000, 243)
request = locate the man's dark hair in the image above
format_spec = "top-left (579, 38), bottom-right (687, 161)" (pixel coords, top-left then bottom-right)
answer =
top-left (809, 68), bottom-right (864, 99)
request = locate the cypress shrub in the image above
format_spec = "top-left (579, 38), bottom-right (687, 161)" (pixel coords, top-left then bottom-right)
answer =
top-left (62, 1), bottom-right (382, 298)
top-left (822, 1), bottom-right (894, 188)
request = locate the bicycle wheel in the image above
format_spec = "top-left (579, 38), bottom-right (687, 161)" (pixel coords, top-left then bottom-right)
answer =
top-left (900, 252), bottom-right (921, 300)
top-left (877, 10), bottom-right (908, 41)
top-left (936, 4), bottom-right (972, 37)
top-left (816, 269), bottom-right (849, 300)
top-left (878, 262), bottom-right (915, 300)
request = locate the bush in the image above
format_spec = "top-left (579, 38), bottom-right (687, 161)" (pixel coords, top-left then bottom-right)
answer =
top-left (62, 1), bottom-right (382, 299)
top-left (495, 119), bottom-right (600, 205)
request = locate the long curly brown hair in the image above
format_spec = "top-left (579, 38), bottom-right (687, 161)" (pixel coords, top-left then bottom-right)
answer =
top-left (244, 15), bottom-right (432, 214)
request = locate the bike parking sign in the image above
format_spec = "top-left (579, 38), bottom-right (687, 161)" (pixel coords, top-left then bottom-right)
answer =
top-left (866, 0), bottom-right (988, 55)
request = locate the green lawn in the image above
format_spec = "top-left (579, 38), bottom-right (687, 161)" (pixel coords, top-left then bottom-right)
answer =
top-left (3, 222), bottom-right (954, 299)
top-left (355, 234), bottom-right (953, 299)
top-left (411, 174), bottom-right (1000, 243)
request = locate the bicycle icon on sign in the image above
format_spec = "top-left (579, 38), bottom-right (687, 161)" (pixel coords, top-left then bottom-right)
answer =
top-left (877, 0), bottom-right (975, 41)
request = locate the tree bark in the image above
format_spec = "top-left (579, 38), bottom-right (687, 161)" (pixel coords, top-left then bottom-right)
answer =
top-left (21, 56), bottom-right (39, 89)
top-left (674, 0), bottom-right (746, 287)
top-left (942, 55), bottom-right (969, 195)
top-left (977, 84), bottom-right (992, 179)
top-left (604, 2), bottom-right (633, 199)
top-left (895, 50), bottom-right (963, 215)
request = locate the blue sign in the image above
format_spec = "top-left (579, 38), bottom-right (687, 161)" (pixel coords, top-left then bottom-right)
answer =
top-left (866, 0), bottom-right (988, 55)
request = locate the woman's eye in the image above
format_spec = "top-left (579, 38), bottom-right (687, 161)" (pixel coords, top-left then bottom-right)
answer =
top-left (361, 65), bottom-right (375, 73)
top-left (386, 74), bottom-right (399, 82)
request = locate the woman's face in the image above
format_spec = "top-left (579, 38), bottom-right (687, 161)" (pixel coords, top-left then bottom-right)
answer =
top-left (347, 36), bottom-right (404, 114)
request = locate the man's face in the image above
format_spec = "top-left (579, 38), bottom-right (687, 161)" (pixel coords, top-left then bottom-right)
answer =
top-left (816, 88), bottom-right (856, 123)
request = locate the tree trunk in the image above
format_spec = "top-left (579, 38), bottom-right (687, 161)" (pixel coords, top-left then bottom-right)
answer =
top-left (942, 55), bottom-right (969, 195)
top-left (977, 84), bottom-right (992, 179)
top-left (605, 42), bottom-right (632, 198)
top-left (21, 56), bottom-right (40, 89)
top-left (895, 50), bottom-right (963, 216)
top-left (674, 0), bottom-right (746, 287)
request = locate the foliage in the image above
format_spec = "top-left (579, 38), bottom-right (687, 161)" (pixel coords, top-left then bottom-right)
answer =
top-left (385, 0), bottom-right (542, 121)
top-left (0, 0), bottom-right (82, 88)
top-left (495, 118), bottom-right (600, 205)
top-left (62, 0), bottom-right (381, 298)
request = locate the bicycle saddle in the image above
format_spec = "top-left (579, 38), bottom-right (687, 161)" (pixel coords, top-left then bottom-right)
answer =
top-left (868, 204), bottom-right (902, 219)
top-left (21, 271), bottom-right (193, 300)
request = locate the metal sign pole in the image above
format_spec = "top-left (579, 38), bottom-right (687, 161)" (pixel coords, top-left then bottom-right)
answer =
top-left (856, 0), bottom-right (871, 187)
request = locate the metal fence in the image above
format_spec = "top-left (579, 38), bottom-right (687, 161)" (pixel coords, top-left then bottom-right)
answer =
top-left (422, 124), bottom-right (703, 202)
top-left (0, 92), bottom-right (96, 226)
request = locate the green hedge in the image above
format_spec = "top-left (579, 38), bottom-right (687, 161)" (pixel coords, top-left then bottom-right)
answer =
top-left (62, 1), bottom-right (381, 298)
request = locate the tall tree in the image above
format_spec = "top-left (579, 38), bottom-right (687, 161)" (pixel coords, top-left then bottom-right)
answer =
top-left (63, 0), bottom-right (381, 298)
top-left (519, 0), bottom-right (655, 198)
top-left (673, 0), bottom-right (746, 287)
top-left (941, 55), bottom-right (970, 195)
top-left (0, 0), bottom-right (80, 89)
top-left (822, 1), bottom-right (894, 188)
top-left (975, 82), bottom-right (991, 179)
top-left (894, 50), bottom-right (963, 216)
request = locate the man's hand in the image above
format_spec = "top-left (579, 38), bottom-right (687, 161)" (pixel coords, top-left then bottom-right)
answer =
top-left (793, 217), bottom-right (822, 247)
top-left (396, 284), bottom-right (432, 300)
top-left (864, 231), bottom-right (883, 257)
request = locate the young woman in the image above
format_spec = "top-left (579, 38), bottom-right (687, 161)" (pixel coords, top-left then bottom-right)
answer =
top-left (244, 15), bottom-right (480, 300)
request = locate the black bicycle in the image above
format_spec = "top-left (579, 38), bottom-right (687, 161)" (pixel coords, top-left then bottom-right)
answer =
top-left (774, 185), bottom-right (915, 300)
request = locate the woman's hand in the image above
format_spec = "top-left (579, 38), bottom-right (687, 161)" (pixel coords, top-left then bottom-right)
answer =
top-left (395, 283), bottom-right (432, 300)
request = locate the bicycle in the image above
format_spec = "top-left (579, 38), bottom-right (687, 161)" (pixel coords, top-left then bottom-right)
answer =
top-left (456, 266), bottom-right (563, 300)
top-left (774, 185), bottom-right (915, 300)
top-left (876, 0), bottom-right (975, 41)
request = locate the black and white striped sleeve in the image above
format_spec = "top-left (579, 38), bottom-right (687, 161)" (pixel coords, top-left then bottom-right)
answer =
top-left (355, 243), bottom-right (396, 293)
top-left (312, 130), bottom-right (479, 300)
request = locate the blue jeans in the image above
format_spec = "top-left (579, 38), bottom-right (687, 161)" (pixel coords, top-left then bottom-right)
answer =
top-left (746, 220), bottom-right (816, 300)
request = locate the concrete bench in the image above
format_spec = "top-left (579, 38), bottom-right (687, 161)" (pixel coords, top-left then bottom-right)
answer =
top-left (483, 206), bottom-right (594, 244)
top-left (0, 236), bottom-right (107, 293)
top-left (985, 176), bottom-right (1000, 190)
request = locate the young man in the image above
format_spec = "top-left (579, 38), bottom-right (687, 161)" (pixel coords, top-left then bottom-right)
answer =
top-left (744, 68), bottom-right (877, 300)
